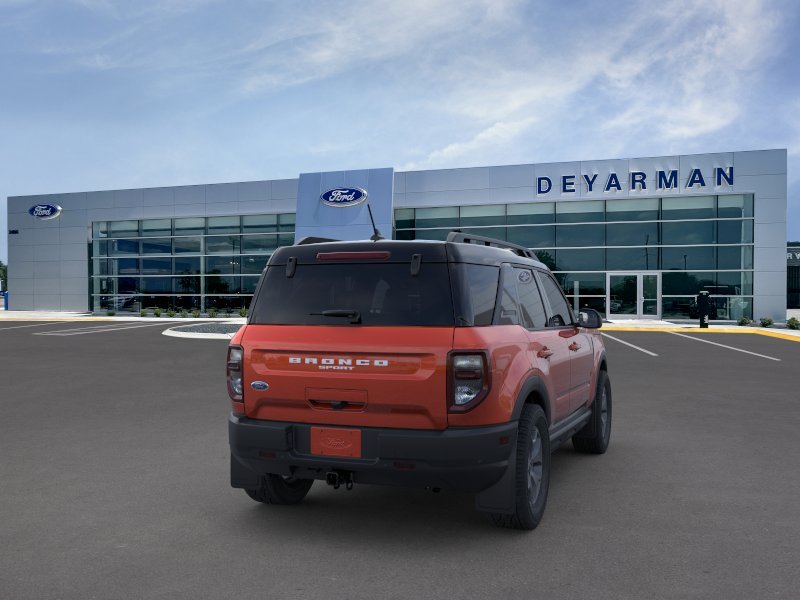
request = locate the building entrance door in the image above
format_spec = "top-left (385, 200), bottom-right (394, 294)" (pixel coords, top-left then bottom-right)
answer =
top-left (607, 273), bottom-right (661, 320)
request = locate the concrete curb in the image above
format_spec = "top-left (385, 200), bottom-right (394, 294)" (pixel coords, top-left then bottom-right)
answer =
top-left (162, 327), bottom-right (239, 340)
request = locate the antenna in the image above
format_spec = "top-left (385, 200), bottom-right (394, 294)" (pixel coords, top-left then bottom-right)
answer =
top-left (367, 204), bottom-right (385, 241)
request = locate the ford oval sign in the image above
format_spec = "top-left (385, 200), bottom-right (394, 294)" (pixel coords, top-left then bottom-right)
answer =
top-left (320, 187), bottom-right (367, 208)
top-left (29, 204), bottom-right (62, 220)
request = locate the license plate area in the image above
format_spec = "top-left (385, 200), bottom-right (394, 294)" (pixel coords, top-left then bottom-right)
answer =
top-left (310, 426), bottom-right (362, 458)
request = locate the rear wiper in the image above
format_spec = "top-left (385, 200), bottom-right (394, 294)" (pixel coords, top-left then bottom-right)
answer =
top-left (310, 309), bottom-right (362, 324)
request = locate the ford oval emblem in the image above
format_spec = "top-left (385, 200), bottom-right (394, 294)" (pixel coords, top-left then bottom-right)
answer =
top-left (29, 204), bottom-right (62, 220)
top-left (251, 381), bottom-right (269, 391)
top-left (320, 187), bottom-right (367, 208)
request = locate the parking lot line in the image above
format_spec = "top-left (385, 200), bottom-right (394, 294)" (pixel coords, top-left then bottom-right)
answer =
top-left (668, 331), bottom-right (781, 361)
top-left (35, 321), bottom-right (182, 336)
top-left (601, 332), bottom-right (659, 356)
top-left (0, 321), bottom-right (64, 331)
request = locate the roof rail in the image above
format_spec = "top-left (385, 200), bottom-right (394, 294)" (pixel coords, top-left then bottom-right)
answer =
top-left (446, 231), bottom-right (536, 259)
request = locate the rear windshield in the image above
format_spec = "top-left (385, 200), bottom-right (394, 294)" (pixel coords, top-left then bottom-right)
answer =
top-left (250, 263), bottom-right (455, 326)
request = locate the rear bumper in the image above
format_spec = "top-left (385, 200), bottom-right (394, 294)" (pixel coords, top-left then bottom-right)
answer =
top-left (229, 413), bottom-right (516, 493)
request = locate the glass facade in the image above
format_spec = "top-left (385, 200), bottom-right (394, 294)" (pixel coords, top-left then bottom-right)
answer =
top-left (90, 214), bottom-right (295, 312)
top-left (394, 194), bottom-right (755, 320)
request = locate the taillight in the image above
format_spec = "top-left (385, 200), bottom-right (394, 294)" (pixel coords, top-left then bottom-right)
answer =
top-left (227, 345), bottom-right (243, 401)
top-left (448, 351), bottom-right (490, 412)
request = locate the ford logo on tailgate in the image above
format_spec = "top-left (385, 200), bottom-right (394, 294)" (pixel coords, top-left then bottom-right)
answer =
top-left (320, 187), bottom-right (367, 208)
top-left (29, 204), bottom-right (62, 220)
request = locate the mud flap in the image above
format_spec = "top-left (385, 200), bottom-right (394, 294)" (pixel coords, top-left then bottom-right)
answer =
top-left (474, 447), bottom-right (517, 515)
top-left (230, 454), bottom-right (261, 489)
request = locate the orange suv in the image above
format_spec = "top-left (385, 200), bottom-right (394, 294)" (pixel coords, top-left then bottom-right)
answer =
top-left (227, 232), bottom-right (610, 529)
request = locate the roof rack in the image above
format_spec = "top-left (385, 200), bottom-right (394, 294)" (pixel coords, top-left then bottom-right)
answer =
top-left (446, 231), bottom-right (536, 259)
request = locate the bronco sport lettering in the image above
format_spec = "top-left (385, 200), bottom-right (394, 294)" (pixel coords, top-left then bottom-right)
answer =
top-left (227, 232), bottom-right (611, 530)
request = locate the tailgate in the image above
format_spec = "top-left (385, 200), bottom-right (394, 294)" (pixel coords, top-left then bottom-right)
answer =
top-left (242, 325), bottom-right (454, 430)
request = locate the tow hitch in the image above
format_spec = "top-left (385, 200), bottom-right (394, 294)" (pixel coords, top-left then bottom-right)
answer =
top-left (325, 470), bottom-right (354, 490)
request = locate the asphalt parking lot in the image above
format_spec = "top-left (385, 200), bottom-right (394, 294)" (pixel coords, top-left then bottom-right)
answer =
top-left (1, 322), bottom-right (799, 599)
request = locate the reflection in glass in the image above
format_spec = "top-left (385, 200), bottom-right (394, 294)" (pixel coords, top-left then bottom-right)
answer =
top-left (205, 276), bottom-right (241, 294)
top-left (460, 204), bottom-right (505, 226)
top-left (141, 238), bottom-right (172, 254)
top-left (662, 272), bottom-right (716, 294)
top-left (606, 197), bottom-right (658, 221)
top-left (507, 202), bottom-right (554, 225)
top-left (661, 196), bottom-right (714, 220)
top-left (556, 249), bottom-right (604, 271)
top-left (394, 208), bottom-right (414, 229)
top-left (662, 246), bottom-right (716, 270)
top-left (173, 237), bottom-right (202, 254)
top-left (141, 258), bottom-right (171, 275)
top-left (207, 216), bottom-right (240, 234)
top-left (556, 224), bottom-right (604, 247)
top-left (174, 218), bottom-right (205, 236)
top-left (141, 219), bottom-right (171, 236)
top-left (717, 246), bottom-right (753, 270)
top-left (555, 200), bottom-right (604, 223)
top-left (507, 225), bottom-right (554, 248)
top-left (606, 222), bottom-right (658, 246)
top-left (662, 221), bottom-right (715, 245)
top-left (206, 256), bottom-right (240, 275)
top-left (606, 247), bottom-right (658, 271)
top-left (174, 256), bottom-right (201, 275)
top-left (718, 219), bottom-right (753, 244)
top-left (243, 214), bottom-right (278, 233)
top-left (242, 235), bottom-right (279, 254)
top-left (555, 272), bottom-right (605, 295)
top-left (206, 235), bottom-right (240, 254)
top-left (415, 207), bottom-right (459, 229)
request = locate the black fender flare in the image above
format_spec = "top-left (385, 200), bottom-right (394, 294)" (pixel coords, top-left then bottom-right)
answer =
top-left (511, 376), bottom-right (551, 424)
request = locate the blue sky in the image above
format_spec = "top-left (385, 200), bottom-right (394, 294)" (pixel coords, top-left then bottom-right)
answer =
top-left (1, 0), bottom-right (799, 263)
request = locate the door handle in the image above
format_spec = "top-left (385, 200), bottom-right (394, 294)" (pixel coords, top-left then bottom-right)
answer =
top-left (568, 342), bottom-right (580, 352)
top-left (537, 347), bottom-right (553, 359)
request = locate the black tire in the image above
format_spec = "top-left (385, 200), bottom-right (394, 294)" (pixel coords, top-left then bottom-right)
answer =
top-left (244, 474), bottom-right (314, 505)
top-left (490, 404), bottom-right (551, 530)
top-left (572, 370), bottom-right (612, 454)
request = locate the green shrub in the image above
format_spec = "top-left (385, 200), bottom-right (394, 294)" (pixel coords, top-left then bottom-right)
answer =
top-left (180, 309), bottom-right (188, 318)
top-left (759, 317), bottom-right (773, 328)
top-left (106, 309), bottom-right (116, 316)
top-left (153, 308), bottom-right (162, 318)
top-left (208, 308), bottom-right (218, 318)
top-left (787, 317), bottom-right (800, 330)
top-left (239, 307), bottom-right (247, 318)
top-left (166, 309), bottom-right (176, 318)
top-left (737, 317), bottom-right (752, 326)
top-left (140, 309), bottom-right (148, 317)
top-left (192, 309), bottom-right (200, 318)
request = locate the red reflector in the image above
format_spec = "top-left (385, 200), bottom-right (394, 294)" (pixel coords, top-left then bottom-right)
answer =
top-left (499, 436), bottom-right (510, 446)
top-left (393, 461), bottom-right (416, 471)
top-left (258, 451), bottom-right (276, 459)
top-left (316, 251), bottom-right (391, 261)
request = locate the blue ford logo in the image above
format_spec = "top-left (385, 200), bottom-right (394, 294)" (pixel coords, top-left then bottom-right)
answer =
top-left (29, 204), bottom-right (62, 220)
top-left (320, 187), bottom-right (367, 208)
top-left (251, 381), bottom-right (269, 391)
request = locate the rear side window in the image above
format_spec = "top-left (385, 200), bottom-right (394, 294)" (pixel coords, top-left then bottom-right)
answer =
top-left (250, 263), bottom-right (454, 326)
top-left (538, 272), bottom-right (573, 327)
top-left (514, 268), bottom-right (547, 329)
top-left (451, 264), bottom-right (499, 326)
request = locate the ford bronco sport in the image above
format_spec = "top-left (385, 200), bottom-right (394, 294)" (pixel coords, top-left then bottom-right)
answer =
top-left (228, 232), bottom-right (610, 529)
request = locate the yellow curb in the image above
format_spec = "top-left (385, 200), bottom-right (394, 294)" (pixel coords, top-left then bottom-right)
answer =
top-left (602, 325), bottom-right (800, 342)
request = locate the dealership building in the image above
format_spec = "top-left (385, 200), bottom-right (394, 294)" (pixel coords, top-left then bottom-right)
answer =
top-left (6, 149), bottom-right (788, 320)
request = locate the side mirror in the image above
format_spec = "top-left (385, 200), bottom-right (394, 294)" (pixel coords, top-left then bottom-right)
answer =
top-left (577, 308), bottom-right (603, 329)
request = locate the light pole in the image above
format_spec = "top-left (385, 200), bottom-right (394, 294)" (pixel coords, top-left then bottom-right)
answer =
top-left (683, 254), bottom-right (687, 270)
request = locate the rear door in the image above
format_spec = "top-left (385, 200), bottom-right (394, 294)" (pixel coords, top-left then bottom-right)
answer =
top-left (536, 271), bottom-right (594, 413)
top-left (510, 266), bottom-right (573, 423)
